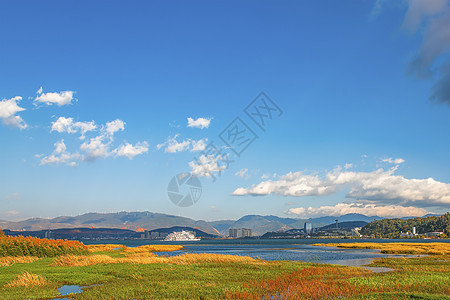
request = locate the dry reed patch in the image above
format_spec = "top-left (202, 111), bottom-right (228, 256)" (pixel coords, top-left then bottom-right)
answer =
top-left (86, 244), bottom-right (183, 254)
top-left (86, 244), bottom-right (124, 252)
top-left (52, 254), bottom-right (116, 267)
top-left (227, 266), bottom-right (370, 300)
top-left (313, 242), bottom-right (450, 256)
top-left (122, 245), bottom-right (183, 253)
top-left (51, 253), bottom-right (263, 267)
top-left (4, 272), bottom-right (48, 288)
top-left (168, 253), bottom-right (265, 265)
top-left (0, 256), bottom-right (39, 267)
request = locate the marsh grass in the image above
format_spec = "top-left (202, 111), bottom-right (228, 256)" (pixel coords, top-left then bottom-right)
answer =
top-left (227, 265), bottom-right (371, 299)
top-left (86, 244), bottom-right (183, 253)
top-left (0, 256), bottom-right (39, 267)
top-left (312, 242), bottom-right (450, 256)
top-left (0, 242), bottom-right (448, 299)
top-left (52, 252), bottom-right (263, 267)
top-left (4, 272), bottom-right (48, 288)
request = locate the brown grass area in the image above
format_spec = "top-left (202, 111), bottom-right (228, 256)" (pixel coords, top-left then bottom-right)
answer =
top-left (122, 244), bottom-right (183, 253)
top-left (0, 256), bottom-right (39, 267)
top-left (52, 253), bottom-right (263, 267)
top-left (4, 272), bottom-right (48, 288)
top-left (227, 265), bottom-right (370, 299)
top-left (86, 244), bottom-right (183, 253)
top-left (86, 244), bottom-right (124, 252)
top-left (312, 242), bottom-right (450, 256)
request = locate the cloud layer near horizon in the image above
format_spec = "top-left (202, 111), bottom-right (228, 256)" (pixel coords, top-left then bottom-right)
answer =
top-left (285, 202), bottom-right (431, 218)
top-left (233, 164), bottom-right (450, 210)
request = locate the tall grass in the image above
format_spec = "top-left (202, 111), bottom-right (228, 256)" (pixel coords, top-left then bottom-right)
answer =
top-left (4, 272), bottom-right (48, 288)
top-left (52, 252), bottom-right (263, 267)
top-left (313, 242), bottom-right (450, 255)
top-left (226, 266), bottom-right (370, 299)
top-left (0, 256), bottom-right (39, 267)
top-left (0, 235), bottom-right (88, 257)
top-left (87, 244), bottom-right (183, 253)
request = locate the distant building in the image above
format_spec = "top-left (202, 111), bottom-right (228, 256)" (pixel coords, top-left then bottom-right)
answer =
top-left (141, 231), bottom-right (168, 239)
top-left (229, 228), bottom-right (252, 238)
top-left (412, 227), bottom-right (416, 235)
top-left (304, 222), bottom-right (312, 234)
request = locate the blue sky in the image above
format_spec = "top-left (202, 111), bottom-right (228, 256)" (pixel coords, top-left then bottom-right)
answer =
top-left (1, 0), bottom-right (449, 222)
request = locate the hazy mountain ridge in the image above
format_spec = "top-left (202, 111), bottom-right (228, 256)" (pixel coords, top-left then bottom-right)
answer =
top-left (0, 212), bottom-right (440, 236)
top-left (0, 211), bottom-right (219, 235)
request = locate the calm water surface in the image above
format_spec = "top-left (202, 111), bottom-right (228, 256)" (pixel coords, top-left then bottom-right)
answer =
top-left (82, 238), bottom-right (444, 267)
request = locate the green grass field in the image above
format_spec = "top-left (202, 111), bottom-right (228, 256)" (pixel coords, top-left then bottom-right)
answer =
top-left (0, 243), bottom-right (449, 299)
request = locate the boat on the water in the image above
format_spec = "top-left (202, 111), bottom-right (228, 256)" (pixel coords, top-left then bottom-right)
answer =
top-left (164, 230), bottom-right (201, 241)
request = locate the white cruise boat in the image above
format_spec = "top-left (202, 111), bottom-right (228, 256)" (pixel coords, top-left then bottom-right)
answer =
top-left (164, 230), bottom-right (201, 241)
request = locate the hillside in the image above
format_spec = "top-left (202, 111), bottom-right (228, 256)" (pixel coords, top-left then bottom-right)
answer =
top-left (0, 212), bottom-right (219, 236)
top-left (360, 213), bottom-right (450, 238)
top-left (318, 221), bottom-right (368, 230)
top-left (0, 211), bottom-right (434, 237)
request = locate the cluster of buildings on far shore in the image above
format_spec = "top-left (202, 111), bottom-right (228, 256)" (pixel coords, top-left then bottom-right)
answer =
top-left (228, 228), bottom-right (252, 238)
top-left (400, 227), bottom-right (445, 238)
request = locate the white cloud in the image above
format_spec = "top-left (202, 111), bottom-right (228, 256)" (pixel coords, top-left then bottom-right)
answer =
top-left (187, 117), bottom-right (212, 129)
top-left (40, 139), bottom-right (82, 167)
top-left (2, 115), bottom-right (27, 130)
top-left (113, 142), bottom-right (149, 160)
top-left (191, 139), bottom-right (207, 152)
top-left (104, 119), bottom-right (125, 136)
top-left (235, 168), bottom-right (249, 179)
top-left (42, 117), bottom-right (147, 165)
top-left (34, 89), bottom-right (74, 106)
top-left (0, 96), bottom-right (27, 129)
top-left (189, 154), bottom-right (227, 178)
top-left (51, 117), bottom-right (97, 139)
top-left (381, 157), bottom-right (405, 164)
top-left (233, 165), bottom-right (450, 208)
top-left (36, 87), bottom-right (43, 94)
top-left (80, 136), bottom-right (110, 161)
top-left (285, 203), bottom-right (431, 218)
top-left (157, 135), bottom-right (207, 153)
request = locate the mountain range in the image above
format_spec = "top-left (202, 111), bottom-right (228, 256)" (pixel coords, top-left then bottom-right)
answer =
top-left (0, 211), bottom-right (441, 236)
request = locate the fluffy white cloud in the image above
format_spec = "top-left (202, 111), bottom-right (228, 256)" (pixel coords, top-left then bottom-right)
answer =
top-left (35, 90), bottom-right (74, 106)
top-left (51, 117), bottom-right (97, 139)
top-left (191, 139), bottom-right (207, 152)
top-left (40, 140), bottom-right (81, 167)
top-left (157, 135), bottom-right (207, 153)
top-left (113, 142), bottom-right (149, 159)
top-left (104, 119), bottom-right (125, 136)
top-left (157, 135), bottom-right (190, 153)
top-left (187, 117), bottom-right (211, 129)
top-left (285, 203), bottom-right (431, 218)
top-left (233, 165), bottom-right (450, 208)
top-left (0, 96), bottom-right (27, 129)
top-left (189, 154), bottom-right (227, 178)
top-left (43, 116), bottom-right (147, 164)
top-left (381, 157), bottom-right (405, 164)
top-left (80, 136), bottom-right (110, 161)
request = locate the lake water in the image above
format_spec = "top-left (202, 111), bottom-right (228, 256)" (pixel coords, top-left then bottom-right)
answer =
top-left (82, 238), bottom-right (444, 267)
